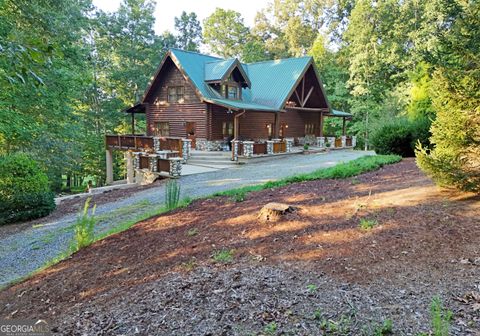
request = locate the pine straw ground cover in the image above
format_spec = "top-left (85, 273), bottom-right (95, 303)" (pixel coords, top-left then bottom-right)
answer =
top-left (0, 159), bottom-right (479, 335)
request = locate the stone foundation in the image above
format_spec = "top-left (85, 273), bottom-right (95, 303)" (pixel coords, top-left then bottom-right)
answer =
top-left (327, 137), bottom-right (336, 148)
top-left (231, 140), bottom-right (240, 161)
top-left (316, 137), bottom-right (325, 148)
top-left (296, 135), bottom-right (317, 146)
top-left (181, 139), bottom-right (192, 162)
top-left (266, 141), bottom-right (274, 155)
top-left (169, 158), bottom-right (182, 177)
top-left (285, 138), bottom-right (294, 152)
top-left (195, 139), bottom-right (230, 151)
top-left (243, 141), bottom-right (254, 157)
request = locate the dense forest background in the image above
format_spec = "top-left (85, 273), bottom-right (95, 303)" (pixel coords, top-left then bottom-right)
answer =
top-left (1, 0), bottom-right (478, 192)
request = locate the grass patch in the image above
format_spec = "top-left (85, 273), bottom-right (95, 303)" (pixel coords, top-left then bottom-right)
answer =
top-left (95, 199), bottom-right (152, 222)
top-left (359, 218), bottom-right (379, 230)
top-left (214, 155), bottom-right (401, 199)
top-left (430, 296), bottom-right (452, 336)
top-left (212, 249), bottom-right (235, 263)
top-left (230, 190), bottom-right (247, 202)
top-left (263, 322), bottom-right (278, 335)
top-left (181, 258), bottom-right (197, 271)
top-left (186, 228), bottom-right (198, 237)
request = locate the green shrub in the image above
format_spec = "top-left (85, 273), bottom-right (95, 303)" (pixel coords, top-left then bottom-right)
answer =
top-left (359, 218), bottom-right (378, 230)
top-left (0, 153), bottom-right (55, 225)
top-left (371, 118), bottom-right (430, 157)
top-left (212, 249), bottom-right (235, 263)
top-left (72, 198), bottom-right (96, 251)
top-left (165, 179), bottom-right (180, 210)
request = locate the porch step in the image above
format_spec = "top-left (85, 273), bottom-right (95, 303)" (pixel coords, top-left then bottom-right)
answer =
top-left (190, 151), bottom-right (231, 157)
top-left (188, 150), bottom-right (236, 168)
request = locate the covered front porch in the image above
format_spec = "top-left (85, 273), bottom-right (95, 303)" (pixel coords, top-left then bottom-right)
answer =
top-left (215, 104), bottom-right (356, 160)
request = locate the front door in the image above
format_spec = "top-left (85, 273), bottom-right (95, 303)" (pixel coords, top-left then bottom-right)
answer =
top-left (185, 122), bottom-right (196, 148)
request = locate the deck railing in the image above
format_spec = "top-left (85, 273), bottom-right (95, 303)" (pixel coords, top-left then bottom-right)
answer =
top-left (106, 134), bottom-right (183, 158)
top-left (106, 134), bottom-right (154, 151)
top-left (273, 141), bottom-right (286, 153)
top-left (253, 143), bottom-right (267, 155)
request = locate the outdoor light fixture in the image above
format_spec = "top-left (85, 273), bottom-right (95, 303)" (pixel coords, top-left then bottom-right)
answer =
top-left (227, 109), bottom-right (233, 114)
top-left (285, 124), bottom-right (289, 128)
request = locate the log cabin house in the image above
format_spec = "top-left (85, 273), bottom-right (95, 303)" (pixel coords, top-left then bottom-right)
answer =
top-left (105, 48), bottom-right (355, 184)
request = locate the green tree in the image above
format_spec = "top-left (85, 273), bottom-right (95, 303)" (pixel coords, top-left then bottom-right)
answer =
top-left (407, 62), bottom-right (434, 120)
top-left (309, 34), bottom-right (351, 112)
top-left (203, 8), bottom-right (249, 58)
top-left (240, 38), bottom-right (269, 63)
top-left (416, 0), bottom-right (480, 192)
top-left (0, 0), bottom-right (92, 189)
top-left (174, 11), bottom-right (202, 52)
top-left (343, 0), bottom-right (409, 149)
top-left (86, 0), bottom-right (166, 184)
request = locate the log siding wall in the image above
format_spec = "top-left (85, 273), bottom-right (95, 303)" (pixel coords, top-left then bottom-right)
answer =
top-left (209, 105), bottom-right (322, 141)
top-left (145, 59), bottom-right (208, 138)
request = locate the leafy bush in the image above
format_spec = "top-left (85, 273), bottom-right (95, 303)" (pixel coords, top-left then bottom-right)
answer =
top-left (165, 179), bottom-right (180, 210)
top-left (0, 153), bottom-right (55, 225)
top-left (371, 117), bottom-right (430, 157)
top-left (72, 198), bottom-right (96, 251)
top-left (359, 218), bottom-right (379, 230)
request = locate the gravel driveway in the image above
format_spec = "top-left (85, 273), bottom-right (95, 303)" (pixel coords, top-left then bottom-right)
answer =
top-left (0, 150), bottom-right (373, 288)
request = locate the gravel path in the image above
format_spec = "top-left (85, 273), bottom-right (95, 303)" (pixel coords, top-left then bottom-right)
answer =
top-left (0, 150), bottom-right (373, 288)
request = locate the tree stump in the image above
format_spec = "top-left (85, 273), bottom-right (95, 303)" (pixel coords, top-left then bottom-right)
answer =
top-left (258, 202), bottom-right (296, 223)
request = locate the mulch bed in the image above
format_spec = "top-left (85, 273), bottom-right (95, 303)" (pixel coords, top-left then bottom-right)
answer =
top-left (0, 159), bottom-right (479, 335)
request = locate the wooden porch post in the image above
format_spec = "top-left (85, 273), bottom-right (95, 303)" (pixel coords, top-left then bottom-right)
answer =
top-left (131, 113), bottom-right (135, 135)
top-left (274, 112), bottom-right (280, 138)
top-left (125, 151), bottom-right (135, 184)
top-left (106, 149), bottom-right (113, 185)
top-left (234, 110), bottom-right (246, 140)
top-left (319, 112), bottom-right (324, 137)
top-left (342, 117), bottom-right (346, 136)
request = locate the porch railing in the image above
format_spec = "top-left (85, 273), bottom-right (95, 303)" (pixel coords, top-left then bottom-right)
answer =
top-left (106, 134), bottom-right (154, 151)
top-left (106, 134), bottom-right (183, 158)
top-left (273, 142), bottom-right (286, 153)
top-left (253, 143), bottom-right (267, 155)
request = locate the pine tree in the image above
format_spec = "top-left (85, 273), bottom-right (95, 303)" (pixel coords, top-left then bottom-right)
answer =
top-left (416, 0), bottom-right (480, 192)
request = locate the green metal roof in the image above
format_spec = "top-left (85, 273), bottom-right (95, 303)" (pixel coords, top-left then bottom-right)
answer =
top-left (329, 109), bottom-right (353, 117)
top-left (204, 59), bottom-right (236, 81)
top-left (169, 49), bottom-right (314, 111)
top-left (206, 98), bottom-right (279, 112)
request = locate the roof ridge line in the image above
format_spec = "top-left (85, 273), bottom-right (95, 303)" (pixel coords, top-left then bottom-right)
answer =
top-left (169, 48), bottom-right (223, 59)
top-left (245, 55), bottom-right (312, 66)
top-left (205, 58), bottom-right (237, 65)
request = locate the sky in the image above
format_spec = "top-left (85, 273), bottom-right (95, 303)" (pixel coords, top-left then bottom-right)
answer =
top-left (92, 0), bottom-right (271, 34)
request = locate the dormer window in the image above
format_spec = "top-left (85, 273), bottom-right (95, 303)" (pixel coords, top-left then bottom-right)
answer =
top-left (227, 86), bottom-right (238, 100)
top-left (205, 58), bottom-right (250, 101)
top-left (217, 84), bottom-right (240, 100)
